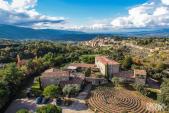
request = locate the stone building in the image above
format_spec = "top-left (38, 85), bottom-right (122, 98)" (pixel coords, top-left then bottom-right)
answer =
top-left (95, 56), bottom-right (120, 80)
top-left (41, 68), bottom-right (84, 88)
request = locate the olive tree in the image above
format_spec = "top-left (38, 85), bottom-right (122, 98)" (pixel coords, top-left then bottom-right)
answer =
top-left (43, 85), bottom-right (61, 98)
top-left (62, 84), bottom-right (80, 97)
top-left (36, 104), bottom-right (62, 113)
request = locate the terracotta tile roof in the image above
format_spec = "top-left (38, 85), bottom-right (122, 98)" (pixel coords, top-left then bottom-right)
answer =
top-left (96, 56), bottom-right (119, 65)
top-left (134, 69), bottom-right (147, 76)
top-left (69, 63), bottom-right (95, 68)
top-left (113, 71), bottom-right (135, 78)
top-left (42, 69), bottom-right (69, 78)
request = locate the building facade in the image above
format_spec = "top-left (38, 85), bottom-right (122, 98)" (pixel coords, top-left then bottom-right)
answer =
top-left (95, 56), bottom-right (120, 80)
top-left (41, 68), bottom-right (84, 88)
top-left (41, 68), bottom-right (70, 87)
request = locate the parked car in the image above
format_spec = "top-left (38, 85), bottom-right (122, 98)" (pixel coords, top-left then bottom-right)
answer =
top-left (56, 98), bottom-right (62, 105)
top-left (42, 98), bottom-right (50, 104)
top-left (36, 97), bottom-right (42, 104)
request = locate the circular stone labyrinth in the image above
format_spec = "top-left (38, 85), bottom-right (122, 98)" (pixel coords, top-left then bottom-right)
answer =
top-left (87, 86), bottom-right (159, 113)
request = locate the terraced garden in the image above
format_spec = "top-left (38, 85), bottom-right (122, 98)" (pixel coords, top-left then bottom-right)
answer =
top-left (87, 86), bottom-right (160, 113)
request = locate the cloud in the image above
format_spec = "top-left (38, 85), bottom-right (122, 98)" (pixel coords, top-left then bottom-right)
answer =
top-left (68, 0), bottom-right (169, 31)
top-left (111, 0), bottom-right (169, 29)
top-left (0, 0), bottom-right (65, 28)
top-left (161, 0), bottom-right (169, 5)
top-left (1, 0), bottom-right (169, 31)
top-left (11, 0), bottom-right (37, 9)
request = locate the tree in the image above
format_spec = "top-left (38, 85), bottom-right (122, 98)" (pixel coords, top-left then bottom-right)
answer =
top-left (3, 63), bottom-right (24, 86)
top-left (158, 78), bottom-right (169, 111)
top-left (43, 85), bottom-right (61, 98)
top-left (133, 83), bottom-right (150, 96)
top-left (0, 81), bottom-right (10, 109)
top-left (2, 63), bottom-right (24, 94)
top-left (62, 84), bottom-right (80, 97)
top-left (112, 77), bottom-right (120, 87)
top-left (36, 104), bottom-right (62, 113)
top-left (122, 56), bottom-right (133, 69)
top-left (43, 52), bottom-right (55, 66)
top-left (16, 109), bottom-right (29, 113)
top-left (54, 55), bottom-right (64, 66)
top-left (152, 73), bottom-right (163, 80)
top-left (156, 63), bottom-right (166, 71)
top-left (80, 55), bottom-right (95, 64)
top-left (84, 68), bottom-right (91, 77)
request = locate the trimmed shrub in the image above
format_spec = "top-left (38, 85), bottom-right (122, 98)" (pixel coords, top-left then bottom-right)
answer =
top-left (36, 104), bottom-right (62, 113)
top-left (16, 109), bottom-right (29, 113)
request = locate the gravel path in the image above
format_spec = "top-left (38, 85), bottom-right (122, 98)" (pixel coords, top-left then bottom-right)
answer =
top-left (62, 84), bottom-right (93, 113)
top-left (5, 99), bottom-right (37, 113)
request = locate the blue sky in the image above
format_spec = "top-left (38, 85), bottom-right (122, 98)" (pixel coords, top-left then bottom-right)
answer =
top-left (36, 0), bottom-right (147, 24)
top-left (1, 0), bottom-right (169, 32)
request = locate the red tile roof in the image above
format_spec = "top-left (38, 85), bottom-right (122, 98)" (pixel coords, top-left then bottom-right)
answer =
top-left (42, 69), bottom-right (69, 78)
top-left (96, 56), bottom-right (119, 65)
top-left (113, 71), bottom-right (134, 78)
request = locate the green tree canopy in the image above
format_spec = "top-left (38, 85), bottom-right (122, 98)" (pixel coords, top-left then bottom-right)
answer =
top-left (16, 109), bottom-right (29, 113)
top-left (3, 63), bottom-right (24, 85)
top-left (122, 56), bottom-right (133, 69)
top-left (62, 84), bottom-right (80, 97)
top-left (84, 68), bottom-right (91, 77)
top-left (43, 85), bottom-right (61, 98)
top-left (0, 81), bottom-right (10, 109)
top-left (156, 63), bottom-right (166, 71)
top-left (36, 104), bottom-right (62, 113)
top-left (80, 55), bottom-right (95, 64)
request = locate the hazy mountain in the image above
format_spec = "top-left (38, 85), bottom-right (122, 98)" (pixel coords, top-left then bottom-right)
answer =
top-left (0, 24), bottom-right (169, 41)
top-left (118, 29), bottom-right (169, 37)
top-left (0, 24), bottom-right (97, 41)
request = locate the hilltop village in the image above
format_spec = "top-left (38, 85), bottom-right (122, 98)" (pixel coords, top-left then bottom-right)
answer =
top-left (0, 37), bottom-right (169, 113)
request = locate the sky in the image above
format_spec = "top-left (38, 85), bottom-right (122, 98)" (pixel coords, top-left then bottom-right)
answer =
top-left (0, 0), bottom-right (169, 32)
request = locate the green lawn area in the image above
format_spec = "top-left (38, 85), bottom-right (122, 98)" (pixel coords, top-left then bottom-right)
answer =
top-left (31, 77), bottom-right (42, 96)
top-left (80, 54), bottom-right (98, 57)
top-left (32, 80), bottom-right (40, 89)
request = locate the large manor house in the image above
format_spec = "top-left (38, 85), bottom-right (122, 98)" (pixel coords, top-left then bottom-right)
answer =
top-left (39, 56), bottom-right (147, 88)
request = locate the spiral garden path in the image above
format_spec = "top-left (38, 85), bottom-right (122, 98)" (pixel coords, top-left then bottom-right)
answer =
top-left (87, 86), bottom-right (159, 113)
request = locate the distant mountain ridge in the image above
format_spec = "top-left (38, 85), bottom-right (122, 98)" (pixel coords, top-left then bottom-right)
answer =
top-left (0, 24), bottom-right (169, 41)
top-left (119, 29), bottom-right (169, 37)
top-left (0, 24), bottom-right (96, 41)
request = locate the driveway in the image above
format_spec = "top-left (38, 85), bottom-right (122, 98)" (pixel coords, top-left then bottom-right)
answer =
top-left (5, 99), bottom-right (37, 113)
top-left (62, 84), bottom-right (93, 113)
top-left (5, 84), bottom-right (93, 113)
